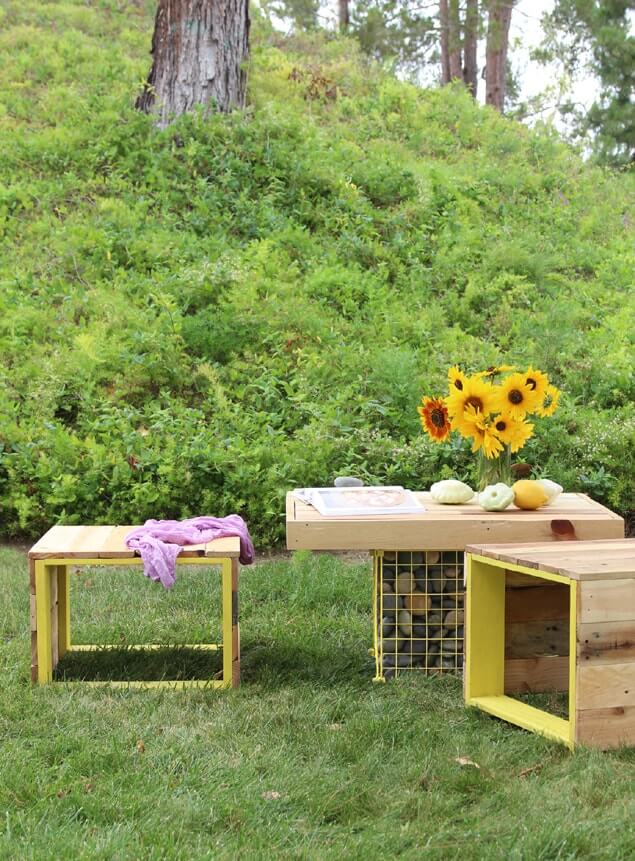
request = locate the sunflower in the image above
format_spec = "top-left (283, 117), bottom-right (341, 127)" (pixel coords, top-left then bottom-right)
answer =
top-left (536, 384), bottom-right (560, 417)
top-left (447, 374), bottom-right (498, 437)
top-left (524, 367), bottom-right (550, 404)
top-left (492, 413), bottom-right (534, 453)
top-left (462, 406), bottom-right (504, 459)
top-left (493, 372), bottom-right (543, 420)
top-left (418, 396), bottom-right (451, 442)
top-left (448, 366), bottom-right (468, 395)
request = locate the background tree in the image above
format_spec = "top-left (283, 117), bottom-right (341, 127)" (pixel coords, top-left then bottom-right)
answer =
top-left (137, 0), bottom-right (250, 127)
top-left (440, 0), bottom-right (479, 94)
top-left (485, 0), bottom-right (514, 111)
top-left (538, 0), bottom-right (634, 165)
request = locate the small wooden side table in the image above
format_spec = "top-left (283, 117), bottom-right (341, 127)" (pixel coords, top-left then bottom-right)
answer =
top-left (29, 525), bottom-right (241, 689)
top-left (464, 538), bottom-right (635, 749)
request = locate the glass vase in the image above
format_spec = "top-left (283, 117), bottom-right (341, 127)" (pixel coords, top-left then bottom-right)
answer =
top-left (476, 445), bottom-right (512, 492)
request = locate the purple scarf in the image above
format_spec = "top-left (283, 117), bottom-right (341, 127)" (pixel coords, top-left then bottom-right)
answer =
top-left (125, 515), bottom-right (255, 589)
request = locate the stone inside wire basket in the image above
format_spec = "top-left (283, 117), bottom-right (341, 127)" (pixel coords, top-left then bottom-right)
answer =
top-left (373, 550), bottom-right (464, 680)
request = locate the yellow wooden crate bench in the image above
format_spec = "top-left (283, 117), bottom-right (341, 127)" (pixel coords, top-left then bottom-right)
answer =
top-left (286, 491), bottom-right (624, 680)
top-left (464, 538), bottom-right (635, 749)
top-left (29, 525), bottom-right (241, 689)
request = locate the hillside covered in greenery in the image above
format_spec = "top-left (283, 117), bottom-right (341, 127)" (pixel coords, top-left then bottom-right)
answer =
top-left (0, 0), bottom-right (633, 543)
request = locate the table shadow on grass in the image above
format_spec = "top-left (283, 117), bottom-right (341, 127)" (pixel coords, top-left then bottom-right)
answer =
top-left (53, 646), bottom-right (222, 683)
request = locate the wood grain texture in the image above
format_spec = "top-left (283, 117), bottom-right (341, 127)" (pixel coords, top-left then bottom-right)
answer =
top-left (577, 662), bottom-right (635, 710)
top-left (577, 620), bottom-right (635, 665)
top-left (29, 525), bottom-right (240, 559)
top-left (467, 538), bottom-right (632, 581)
top-left (504, 655), bottom-right (569, 694)
top-left (287, 493), bottom-right (623, 551)
top-left (579, 579), bottom-right (635, 623)
top-left (505, 584), bottom-right (570, 624)
top-left (576, 705), bottom-right (635, 749)
top-left (506, 620), bottom-right (569, 658)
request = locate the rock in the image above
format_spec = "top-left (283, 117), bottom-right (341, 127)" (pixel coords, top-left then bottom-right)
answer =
top-left (382, 581), bottom-right (394, 594)
top-left (396, 571), bottom-right (415, 594)
top-left (397, 653), bottom-right (414, 668)
top-left (456, 625), bottom-right (464, 640)
top-left (409, 638), bottom-right (427, 656)
top-left (382, 636), bottom-right (402, 655)
top-left (426, 612), bottom-right (443, 625)
top-left (444, 609), bottom-right (464, 627)
top-left (430, 597), bottom-right (443, 610)
top-left (413, 566), bottom-right (427, 590)
top-left (383, 551), bottom-right (397, 562)
top-left (380, 593), bottom-right (399, 613)
top-left (441, 551), bottom-right (460, 565)
top-left (411, 552), bottom-right (425, 565)
top-left (382, 564), bottom-right (396, 583)
top-left (382, 653), bottom-right (396, 668)
top-left (426, 566), bottom-right (446, 594)
top-left (383, 668), bottom-right (395, 680)
top-left (381, 617), bottom-right (396, 638)
top-left (439, 657), bottom-right (459, 670)
top-left (426, 551), bottom-right (440, 565)
top-left (397, 551), bottom-right (413, 564)
top-left (405, 592), bottom-right (431, 615)
top-left (334, 476), bottom-right (364, 487)
top-left (412, 623), bottom-right (426, 638)
top-left (397, 609), bottom-right (413, 637)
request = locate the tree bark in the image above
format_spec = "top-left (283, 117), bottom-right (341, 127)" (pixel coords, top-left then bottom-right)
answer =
top-left (338, 0), bottom-right (349, 32)
top-left (136, 0), bottom-right (249, 127)
top-left (463, 0), bottom-right (479, 97)
top-left (439, 0), bottom-right (451, 84)
top-left (485, 0), bottom-right (512, 112)
top-left (448, 0), bottom-right (463, 80)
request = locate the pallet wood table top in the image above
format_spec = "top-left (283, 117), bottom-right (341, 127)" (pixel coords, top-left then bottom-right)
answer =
top-left (28, 525), bottom-right (241, 560)
top-left (286, 491), bottom-right (624, 550)
top-left (466, 538), bottom-right (635, 581)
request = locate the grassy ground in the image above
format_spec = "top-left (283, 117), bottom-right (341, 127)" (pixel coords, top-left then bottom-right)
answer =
top-left (1, 546), bottom-right (635, 860)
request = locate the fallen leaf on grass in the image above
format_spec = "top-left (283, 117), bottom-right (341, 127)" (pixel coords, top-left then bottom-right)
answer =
top-left (519, 763), bottom-right (543, 779)
top-left (136, 740), bottom-right (146, 754)
top-left (455, 756), bottom-right (480, 769)
top-left (261, 790), bottom-right (282, 800)
top-left (328, 723), bottom-right (344, 731)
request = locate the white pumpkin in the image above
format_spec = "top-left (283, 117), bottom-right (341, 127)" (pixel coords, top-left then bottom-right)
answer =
top-left (536, 478), bottom-right (563, 505)
top-left (429, 479), bottom-right (474, 504)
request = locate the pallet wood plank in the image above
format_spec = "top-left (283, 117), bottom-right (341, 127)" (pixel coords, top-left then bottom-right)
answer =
top-left (505, 584), bottom-right (570, 624)
top-left (577, 620), bottom-right (635, 665)
top-left (577, 662), bottom-right (635, 710)
top-left (504, 655), bottom-right (569, 694)
top-left (579, 579), bottom-right (635, 624)
top-left (506, 620), bottom-right (569, 658)
top-left (576, 705), bottom-right (635, 749)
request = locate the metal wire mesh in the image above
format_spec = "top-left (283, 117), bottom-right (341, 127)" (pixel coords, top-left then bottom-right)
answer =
top-left (373, 550), bottom-right (464, 680)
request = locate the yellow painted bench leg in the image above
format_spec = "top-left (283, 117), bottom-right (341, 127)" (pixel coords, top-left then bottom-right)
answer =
top-left (35, 561), bottom-right (53, 684)
top-left (221, 558), bottom-right (234, 689)
top-left (464, 556), bottom-right (506, 700)
top-left (57, 565), bottom-right (71, 659)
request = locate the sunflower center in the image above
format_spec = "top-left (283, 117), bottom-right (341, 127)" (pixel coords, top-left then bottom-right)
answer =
top-left (431, 409), bottom-right (446, 428)
top-left (465, 396), bottom-right (483, 411)
top-left (526, 378), bottom-right (537, 390)
top-left (495, 420), bottom-right (506, 432)
top-left (454, 379), bottom-right (463, 391)
top-left (508, 389), bottom-right (524, 405)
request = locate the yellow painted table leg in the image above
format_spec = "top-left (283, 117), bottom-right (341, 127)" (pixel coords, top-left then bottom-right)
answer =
top-left (35, 561), bottom-right (54, 684)
top-left (221, 558), bottom-right (234, 689)
top-left (57, 565), bottom-right (71, 659)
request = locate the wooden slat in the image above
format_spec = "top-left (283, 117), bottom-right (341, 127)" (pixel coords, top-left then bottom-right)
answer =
top-left (29, 557), bottom-right (38, 684)
top-left (204, 537), bottom-right (241, 559)
top-left (577, 620), bottom-right (635, 666)
top-left (232, 558), bottom-right (240, 688)
top-left (505, 584), bottom-right (570, 623)
top-left (504, 655), bottom-right (569, 694)
top-left (577, 662), bottom-right (635, 710)
top-left (576, 705), bottom-right (635, 749)
top-left (287, 493), bottom-right (624, 551)
top-left (467, 539), bottom-right (633, 581)
top-left (29, 525), bottom-right (241, 559)
top-left (506, 620), bottom-right (569, 658)
top-left (579, 579), bottom-right (635, 624)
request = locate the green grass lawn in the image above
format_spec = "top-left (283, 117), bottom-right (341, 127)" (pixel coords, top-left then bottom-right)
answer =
top-left (1, 544), bottom-right (634, 860)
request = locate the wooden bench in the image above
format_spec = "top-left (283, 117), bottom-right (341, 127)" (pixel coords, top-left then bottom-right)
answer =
top-left (465, 539), bottom-right (635, 749)
top-left (29, 525), bottom-right (241, 689)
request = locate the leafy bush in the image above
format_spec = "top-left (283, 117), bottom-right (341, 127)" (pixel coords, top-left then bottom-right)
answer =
top-left (0, 1), bottom-right (633, 543)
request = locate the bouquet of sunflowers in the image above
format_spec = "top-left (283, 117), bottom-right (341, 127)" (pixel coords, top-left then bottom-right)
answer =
top-left (418, 366), bottom-right (560, 488)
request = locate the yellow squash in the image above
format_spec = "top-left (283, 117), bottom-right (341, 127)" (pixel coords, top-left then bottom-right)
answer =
top-left (512, 480), bottom-right (550, 510)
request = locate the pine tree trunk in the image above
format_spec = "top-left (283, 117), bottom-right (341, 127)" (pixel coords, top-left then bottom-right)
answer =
top-left (485, 0), bottom-right (512, 112)
top-left (439, 0), bottom-right (451, 84)
top-left (136, 0), bottom-right (250, 127)
top-left (448, 0), bottom-right (463, 80)
top-left (463, 0), bottom-right (479, 97)
top-left (338, 0), bottom-right (349, 32)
